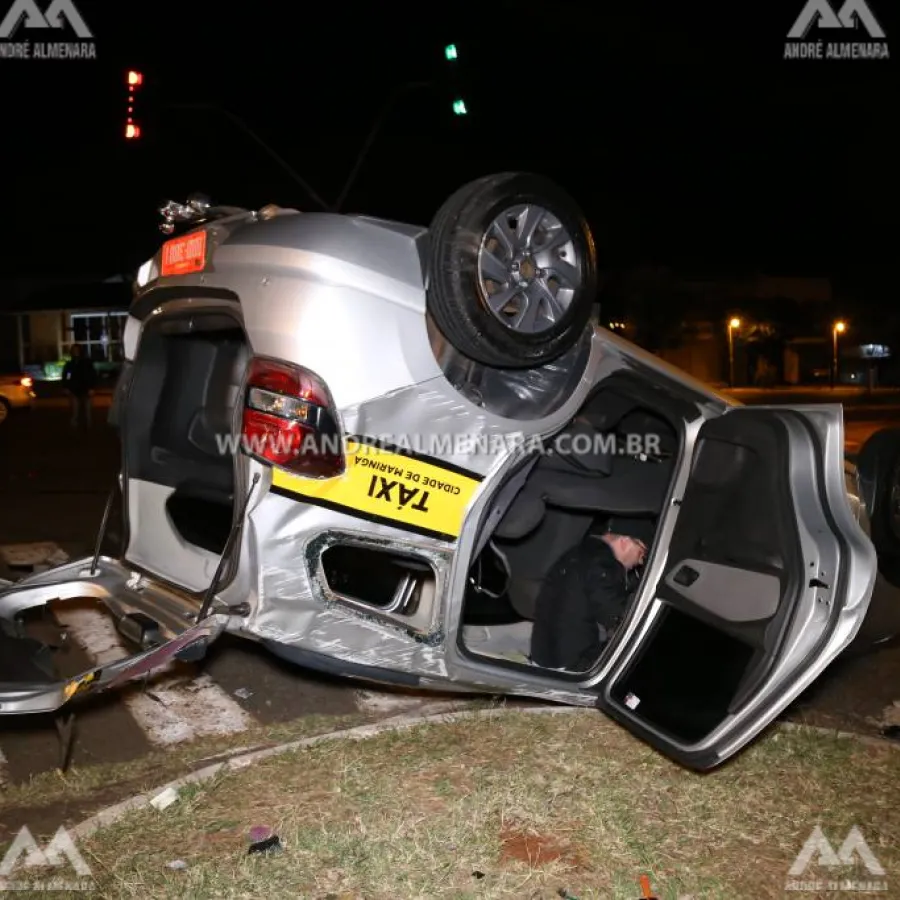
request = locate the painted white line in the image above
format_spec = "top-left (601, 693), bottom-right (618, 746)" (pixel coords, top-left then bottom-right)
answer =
top-left (353, 689), bottom-right (430, 714)
top-left (54, 606), bottom-right (256, 746)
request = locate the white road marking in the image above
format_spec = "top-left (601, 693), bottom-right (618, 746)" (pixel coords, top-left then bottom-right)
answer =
top-left (54, 606), bottom-right (256, 746)
top-left (353, 689), bottom-right (429, 714)
top-left (0, 747), bottom-right (8, 788)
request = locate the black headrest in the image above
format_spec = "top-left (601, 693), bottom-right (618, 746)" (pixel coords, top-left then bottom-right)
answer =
top-left (493, 492), bottom-right (546, 540)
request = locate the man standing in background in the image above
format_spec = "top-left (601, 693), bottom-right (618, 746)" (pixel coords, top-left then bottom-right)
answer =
top-left (61, 344), bottom-right (97, 431)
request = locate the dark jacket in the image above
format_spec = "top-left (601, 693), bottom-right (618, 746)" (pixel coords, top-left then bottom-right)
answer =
top-left (62, 357), bottom-right (97, 396)
top-left (530, 537), bottom-right (631, 671)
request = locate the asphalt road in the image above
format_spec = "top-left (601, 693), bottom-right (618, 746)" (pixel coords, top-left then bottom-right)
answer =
top-left (0, 394), bottom-right (898, 786)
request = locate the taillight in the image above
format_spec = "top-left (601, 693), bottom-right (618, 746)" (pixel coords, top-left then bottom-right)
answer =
top-left (241, 357), bottom-right (344, 479)
top-left (20, 376), bottom-right (33, 388)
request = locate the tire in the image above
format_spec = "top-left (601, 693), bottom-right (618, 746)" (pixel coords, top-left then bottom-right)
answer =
top-left (426, 171), bottom-right (599, 369)
top-left (856, 427), bottom-right (900, 559)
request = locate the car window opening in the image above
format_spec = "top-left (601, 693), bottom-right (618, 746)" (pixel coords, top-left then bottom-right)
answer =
top-left (460, 379), bottom-right (681, 675)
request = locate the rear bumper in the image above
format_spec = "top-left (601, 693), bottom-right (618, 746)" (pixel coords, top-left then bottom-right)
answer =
top-left (0, 557), bottom-right (227, 715)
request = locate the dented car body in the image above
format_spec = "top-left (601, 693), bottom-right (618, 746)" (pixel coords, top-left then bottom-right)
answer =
top-left (2, 175), bottom-right (900, 771)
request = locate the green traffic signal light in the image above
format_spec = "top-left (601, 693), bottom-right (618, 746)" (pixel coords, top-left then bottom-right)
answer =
top-left (444, 43), bottom-right (458, 60)
top-left (452, 98), bottom-right (467, 115)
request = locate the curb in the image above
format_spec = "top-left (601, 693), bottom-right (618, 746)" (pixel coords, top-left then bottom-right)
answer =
top-left (69, 704), bottom-right (899, 841)
top-left (778, 720), bottom-right (900, 753)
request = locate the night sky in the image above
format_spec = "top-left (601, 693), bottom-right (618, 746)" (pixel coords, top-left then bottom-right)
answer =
top-left (2, 1), bottom-right (893, 308)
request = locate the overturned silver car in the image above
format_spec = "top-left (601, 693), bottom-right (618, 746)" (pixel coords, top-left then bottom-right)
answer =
top-left (3, 172), bottom-right (900, 771)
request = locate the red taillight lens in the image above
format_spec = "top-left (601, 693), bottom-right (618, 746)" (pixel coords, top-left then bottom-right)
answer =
top-left (20, 376), bottom-right (33, 388)
top-left (241, 357), bottom-right (344, 479)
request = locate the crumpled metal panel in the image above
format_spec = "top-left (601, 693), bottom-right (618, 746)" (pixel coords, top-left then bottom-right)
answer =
top-left (0, 559), bottom-right (229, 715)
top-left (229, 496), bottom-right (456, 678)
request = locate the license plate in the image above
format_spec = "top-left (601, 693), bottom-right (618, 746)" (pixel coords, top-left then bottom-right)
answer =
top-left (160, 230), bottom-right (207, 276)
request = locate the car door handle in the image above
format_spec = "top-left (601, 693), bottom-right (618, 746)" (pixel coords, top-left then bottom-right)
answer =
top-left (672, 564), bottom-right (700, 587)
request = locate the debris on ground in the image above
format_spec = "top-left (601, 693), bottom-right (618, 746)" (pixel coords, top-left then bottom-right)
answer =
top-left (149, 786), bottom-right (179, 810)
top-left (234, 687), bottom-right (253, 700)
top-left (248, 835), bottom-right (282, 855)
top-left (247, 825), bottom-right (282, 855)
top-left (876, 701), bottom-right (900, 739)
top-left (880, 700), bottom-right (900, 727)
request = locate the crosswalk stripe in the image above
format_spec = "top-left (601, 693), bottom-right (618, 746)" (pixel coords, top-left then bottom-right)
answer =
top-left (353, 689), bottom-right (432, 714)
top-left (54, 607), bottom-right (257, 746)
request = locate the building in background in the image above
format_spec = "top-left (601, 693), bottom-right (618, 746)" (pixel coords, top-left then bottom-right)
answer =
top-left (0, 275), bottom-right (132, 380)
top-left (611, 268), bottom-right (897, 386)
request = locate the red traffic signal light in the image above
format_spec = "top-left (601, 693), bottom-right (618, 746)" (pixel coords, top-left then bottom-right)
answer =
top-left (125, 69), bottom-right (143, 139)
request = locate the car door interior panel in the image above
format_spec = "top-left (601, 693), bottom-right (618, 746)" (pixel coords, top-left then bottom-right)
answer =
top-left (663, 559), bottom-right (781, 621)
top-left (607, 411), bottom-right (808, 743)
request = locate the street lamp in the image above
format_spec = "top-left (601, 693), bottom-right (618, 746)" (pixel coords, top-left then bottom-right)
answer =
top-left (727, 317), bottom-right (741, 387)
top-left (832, 320), bottom-right (846, 388)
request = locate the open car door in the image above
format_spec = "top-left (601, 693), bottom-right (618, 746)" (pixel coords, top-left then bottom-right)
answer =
top-left (595, 405), bottom-right (877, 770)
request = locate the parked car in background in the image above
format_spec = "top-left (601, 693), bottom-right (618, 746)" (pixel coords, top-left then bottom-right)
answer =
top-left (0, 366), bottom-right (35, 424)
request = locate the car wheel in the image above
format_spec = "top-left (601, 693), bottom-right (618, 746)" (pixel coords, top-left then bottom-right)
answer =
top-left (883, 456), bottom-right (900, 552)
top-left (426, 172), bottom-right (599, 369)
top-left (857, 428), bottom-right (900, 560)
top-left (0, 398), bottom-right (9, 425)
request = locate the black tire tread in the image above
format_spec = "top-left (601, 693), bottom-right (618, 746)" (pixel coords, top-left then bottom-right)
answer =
top-left (426, 172), bottom-right (598, 369)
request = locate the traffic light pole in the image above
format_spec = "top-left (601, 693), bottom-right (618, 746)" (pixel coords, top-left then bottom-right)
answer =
top-left (168, 103), bottom-right (330, 211)
top-left (333, 81), bottom-right (431, 213)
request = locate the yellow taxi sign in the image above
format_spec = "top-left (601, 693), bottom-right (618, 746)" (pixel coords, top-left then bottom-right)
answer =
top-left (270, 440), bottom-right (483, 542)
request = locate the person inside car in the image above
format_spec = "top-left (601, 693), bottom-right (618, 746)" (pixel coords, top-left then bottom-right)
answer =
top-left (529, 516), bottom-right (655, 672)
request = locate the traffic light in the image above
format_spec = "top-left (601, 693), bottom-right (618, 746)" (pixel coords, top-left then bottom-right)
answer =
top-left (125, 69), bottom-right (143, 139)
top-left (443, 43), bottom-right (468, 115)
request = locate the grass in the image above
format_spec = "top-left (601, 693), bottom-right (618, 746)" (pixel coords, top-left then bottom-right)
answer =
top-left (3, 708), bottom-right (898, 899)
top-left (0, 711), bottom-right (372, 834)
